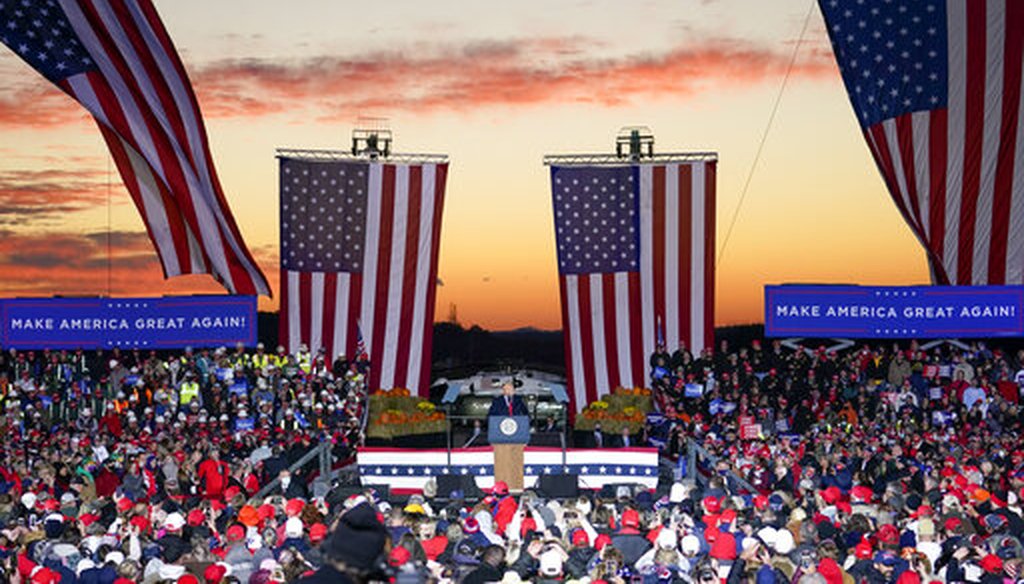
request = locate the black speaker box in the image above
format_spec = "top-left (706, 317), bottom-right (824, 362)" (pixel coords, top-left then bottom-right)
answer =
top-left (599, 482), bottom-right (642, 499)
top-left (538, 474), bottom-right (579, 499)
top-left (326, 484), bottom-right (389, 512)
top-left (436, 474), bottom-right (484, 499)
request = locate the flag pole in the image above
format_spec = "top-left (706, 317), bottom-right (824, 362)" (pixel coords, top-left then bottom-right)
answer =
top-left (107, 155), bottom-right (112, 295)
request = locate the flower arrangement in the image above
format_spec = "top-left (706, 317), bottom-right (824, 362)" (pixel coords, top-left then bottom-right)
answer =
top-left (575, 387), bottom-right (653, 433)
top-left (367, 391), bottom-right (445, 439)
top-left (614, 387), bottom-right (652, 396)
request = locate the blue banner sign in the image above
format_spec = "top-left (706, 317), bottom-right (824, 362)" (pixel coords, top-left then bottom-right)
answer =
top-left (765, 285), bottom-right (1024, 338)
top-left (0, 296), bottom-right (257, 349)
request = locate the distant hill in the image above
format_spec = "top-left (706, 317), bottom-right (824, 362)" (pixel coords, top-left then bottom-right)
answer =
top-left (256, 312), bottom-right (767, 378)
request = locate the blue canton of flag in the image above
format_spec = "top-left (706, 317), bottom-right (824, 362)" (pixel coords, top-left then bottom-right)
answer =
top-left (551, 166), bottom-right (639, 275)
top-left (280, 160), bottom-right (369, 272)
top-left (819, 0), bottom-right (948, 127)
top-left (0, 0), bottom-right (92, 82)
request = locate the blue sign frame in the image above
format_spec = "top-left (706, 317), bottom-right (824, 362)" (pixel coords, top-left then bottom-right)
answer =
top-left (764, 285), bottom-right (1024, 338)
top-left (0, 296), bottom-right (257, 349)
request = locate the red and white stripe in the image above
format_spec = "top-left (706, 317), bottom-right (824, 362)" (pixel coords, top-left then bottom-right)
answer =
top-left (863, 0), bottom-right (1024, 286)
top-left (281, 162), bottom-right (448, 396)
top-left (559, 161), bottom-right (715, 412)
top-left (55, 0), bottom-right (269, 295)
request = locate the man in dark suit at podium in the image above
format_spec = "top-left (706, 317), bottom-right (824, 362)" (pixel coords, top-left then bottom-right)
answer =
top-left (488, 381), bottom-right (529, 417)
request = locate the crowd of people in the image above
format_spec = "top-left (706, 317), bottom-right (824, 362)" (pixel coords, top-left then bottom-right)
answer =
top-left (0, 338), bottom-right (1022, 584)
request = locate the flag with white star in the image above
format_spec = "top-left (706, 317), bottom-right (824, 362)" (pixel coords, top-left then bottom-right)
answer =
top-left (820, 0), bottom-right (1024, 286)
top-left (279, 157), bottom-right (448, 396)
top-left (357, 447), bottom-right (658, 492)
top-left (0, 0), bottom-right (269, 296)
top-left (550, 162), bottom-right (716, 412)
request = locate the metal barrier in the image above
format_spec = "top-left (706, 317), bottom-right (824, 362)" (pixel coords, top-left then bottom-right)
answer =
top-left (686, 438), bottom-right (758, 494)
top-left (249, 439), bottom-right (333, 502)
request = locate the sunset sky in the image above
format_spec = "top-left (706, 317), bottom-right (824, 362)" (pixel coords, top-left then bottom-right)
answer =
top-left (0, 0), bottom-right (931, 331)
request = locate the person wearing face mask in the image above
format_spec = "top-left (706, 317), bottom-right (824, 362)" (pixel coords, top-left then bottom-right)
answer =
top-left (278, 469), bottom-right (308, 499)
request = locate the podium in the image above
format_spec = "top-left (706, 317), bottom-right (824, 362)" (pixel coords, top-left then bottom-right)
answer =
top-left (488, 416), bottom-right (530, 491)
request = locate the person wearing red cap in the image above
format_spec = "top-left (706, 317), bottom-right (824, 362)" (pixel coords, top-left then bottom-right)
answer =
top-left (223, 522), bottom-right (257, 584)
top-left (203, 563), bottom-right (228, 584)
top-left (565, 528), bottom-right (597, 579)
top-left (489, 481), bottom-right (518, 536)
top-left (611, 508), bottom-right (650, 566)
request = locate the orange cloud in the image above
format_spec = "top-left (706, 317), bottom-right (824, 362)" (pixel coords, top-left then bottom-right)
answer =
top-left (0, 167), bottom-right (128, 226)
top-left (0, 85), bottom-right (88, 128)
top-left (193, 37), bottom-right (834, 119)
top-left (0, 37), bottom-right (835, 127)
top-left (0, 230), bottom-right (280, 304)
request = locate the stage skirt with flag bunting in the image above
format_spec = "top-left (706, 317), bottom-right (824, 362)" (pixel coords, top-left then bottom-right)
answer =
top-left (0, 0), bottom-right (270, 296)
top-left (550, 162), bottom-right (716, 413)
top-left (279, 158), bottom-right (448, 396)
top-left (820, 0), bottom-right (1024, 285)
top-left (356, 447), bottom-right (659, 494)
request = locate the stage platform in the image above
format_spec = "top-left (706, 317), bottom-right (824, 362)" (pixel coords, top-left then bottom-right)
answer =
top-left (355, 446), bottom-right (659, 494)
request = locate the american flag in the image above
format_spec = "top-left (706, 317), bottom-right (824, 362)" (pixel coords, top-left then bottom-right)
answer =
top-left (357, 447), bottom-right (659, 494)
top-left (820, 0), bottom-right (1024, 285)
top-left (550, 162), bottom-right (716, 412)
top-left (279, 157), bottom-right (447, 395)
top-left (0, 1), bottom-right (269, 296)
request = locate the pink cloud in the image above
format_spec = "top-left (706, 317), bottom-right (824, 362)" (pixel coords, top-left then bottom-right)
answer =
top-left (0, 229), bottom-right (280, 299)
top-left (0, 167), bottom-right (129, 225)
top-left (0, 36), bottom-right (835, 128)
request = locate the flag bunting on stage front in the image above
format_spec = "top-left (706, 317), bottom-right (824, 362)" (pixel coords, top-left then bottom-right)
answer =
top-left (357, 447), bottom-right (659, 492)
top-left (279, 158), bottom-right (448, 395)
top-left (549, 162), bottom-right (716, 412)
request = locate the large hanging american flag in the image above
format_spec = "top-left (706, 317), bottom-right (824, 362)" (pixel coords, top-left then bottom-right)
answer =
top-left (279, 157), bottom-right (448, 395)
top-left (0, 1), bottom-right (269, 296)
top-left (550, 161), bottom-right (716, 412)
top-left (820, 0), bottom-right (1024, 285)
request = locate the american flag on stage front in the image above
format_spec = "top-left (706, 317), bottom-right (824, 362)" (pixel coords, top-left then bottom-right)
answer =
top-left (279, 158), bottom-right (448, 395)
top-left (357, 447), bottom-right (659, 492)
top-left (550, 162), bottom-right (716, 412)
top-left (0, 1), bottom-right (269, 296)
top-left (820, 0), bottom-right (1024, 285)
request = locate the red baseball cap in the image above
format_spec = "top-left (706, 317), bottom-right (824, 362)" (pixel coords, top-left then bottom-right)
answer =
top-left (187, 509), bottom-right (206, 526)
top-left (285, 499), bottom-right (305, 517)
top-left (226, 525), bottom-right (245, 542)
top-left (621, 509), bottom-right (640, 529)
top-left (876, 524), bottom-right (899, 545)
top-left (703, 496), bottom-right (721, 514)
top-left (203, 564), bottom-right (227, 584)
top-left (309, 523), bottom-right (328, 543)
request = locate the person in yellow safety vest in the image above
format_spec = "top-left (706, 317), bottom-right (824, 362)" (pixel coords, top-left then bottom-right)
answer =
top-left (251, 342), bottom-right (270, 372)
top-left (231, 342), bottom-right (249, 369)
top-left (272, 346), bottom-right (288, 369)
top-left (179, 371), bottom-right (201, 408)
top-left (296, 344), bottom-right (312, 375)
